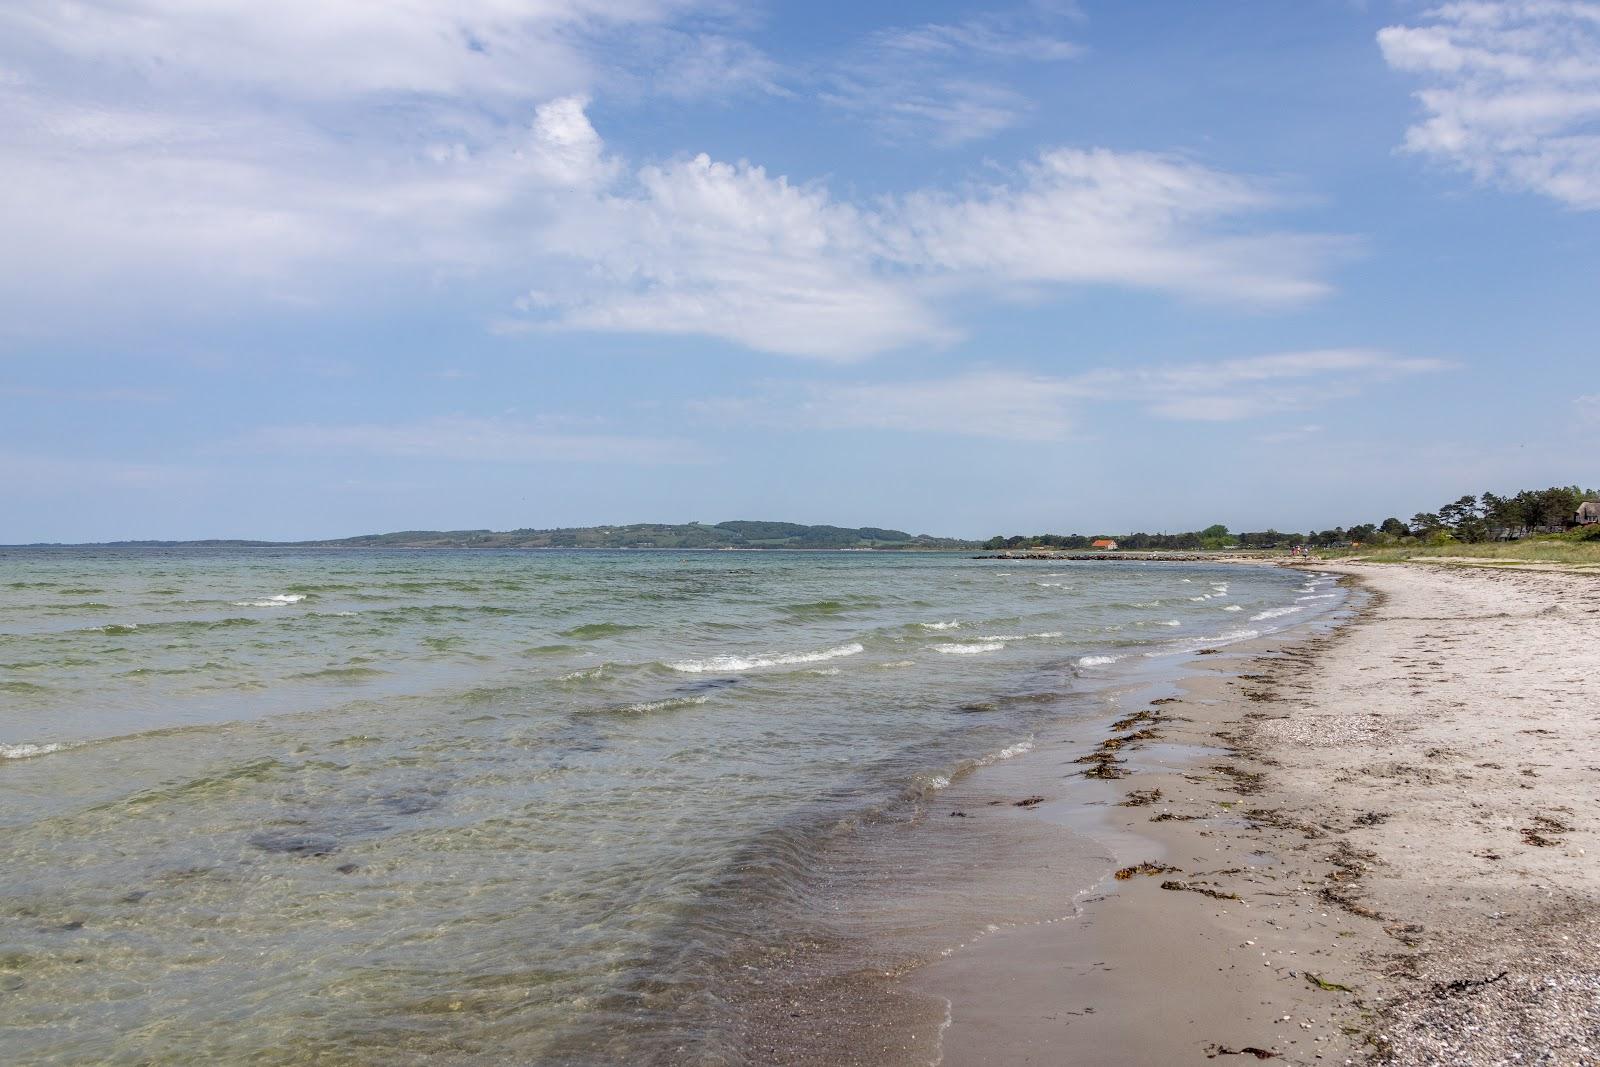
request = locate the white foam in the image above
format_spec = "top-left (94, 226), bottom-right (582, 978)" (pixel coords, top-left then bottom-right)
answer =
top-left (1036, 582), bottom-right (1066, 588)
top-left (1296, 593), bottom-right (1336, 602)
top-left (1250, 605), bottom-right (1304, 622)
top-left (0, 742), bottom-right (73, 760)
top-left (1077, 654), bottom-right (1122, 667)
top-left (876, 660), bottom-right (916, 669)
top-left (919, 620), bottom-right (961, 631)
top-left (1222, 604), bottom-right (1243, 612)
top-left (668, 642), bottom-right (865, 673)
top-left (980, 632), bottom-right (1064, 642)
top-left (232, 593), bottom-right (307, 608)
top-left (808, 667), bottom-right (842, 676)
top-left (621, 695), bottom-right (709, 714)
top-left (1143, 628), bottom-right (1262, 658)
top-left (977, 738), bottom-right (1036, 765)
top-left (934, 641), bottom-right (1004, 655)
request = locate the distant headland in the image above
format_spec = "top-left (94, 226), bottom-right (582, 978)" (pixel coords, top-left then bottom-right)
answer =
top-left (10, 521), bottom-right (979, 551)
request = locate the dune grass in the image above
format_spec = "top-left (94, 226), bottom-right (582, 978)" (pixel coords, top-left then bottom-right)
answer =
top-left (1322, 538), bottom-right (1600, 568)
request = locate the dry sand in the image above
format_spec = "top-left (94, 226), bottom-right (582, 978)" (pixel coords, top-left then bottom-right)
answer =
top-left (910, 562), bottom-right (1600, 1066)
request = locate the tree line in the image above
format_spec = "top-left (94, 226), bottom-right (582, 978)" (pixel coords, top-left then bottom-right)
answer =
top-left (982, 484), bottom-right (1600, 551)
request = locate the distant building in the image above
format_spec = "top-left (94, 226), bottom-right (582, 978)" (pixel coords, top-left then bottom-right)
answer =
top-left (1578, 501), bottom-right (1600, 526)
top-left (1091, 538), bottom-right (1119, 551)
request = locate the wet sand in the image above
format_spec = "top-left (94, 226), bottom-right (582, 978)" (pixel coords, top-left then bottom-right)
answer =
top-left (909, 562), bottom-right (1600, 1065)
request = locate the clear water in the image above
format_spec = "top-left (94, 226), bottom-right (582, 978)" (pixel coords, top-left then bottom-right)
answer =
top-left (0, 548), bottom-right (1340, 1064)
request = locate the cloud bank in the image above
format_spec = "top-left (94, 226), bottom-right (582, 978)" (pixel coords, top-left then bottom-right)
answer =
top-left (1379, 1), bottom-right (1600, 209)
top-left (0, 2), bottom-right (1348, 357)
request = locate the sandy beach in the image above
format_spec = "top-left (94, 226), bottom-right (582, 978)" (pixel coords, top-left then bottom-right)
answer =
top-left (913, 562), bottom-right (1600, 1065)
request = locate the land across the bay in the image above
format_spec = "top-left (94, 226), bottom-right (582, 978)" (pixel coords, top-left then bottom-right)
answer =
top-left (907, 561), bottom-right (1600, 1066)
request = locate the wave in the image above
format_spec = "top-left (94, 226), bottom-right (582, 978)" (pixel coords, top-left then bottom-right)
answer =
top-left (667, 642), bottom-right (865, 673)
top-left (1296, 593), bottom-right (1337, 602)
top-left (933, 642), bottom-right (1004, 655)
top-left (1077, 654), bottom-right (1121, 667)
top-left (1250, 605), bottom-right (1303, 622)
top-left (1144, 628), bottom-right (1262, 657)
top-left (232, 593), bottom-right (307, 608)
top-left (560, 622), bottom-right (645, 639)
top-left (289, 666), bottom-right (386, 681)
top-left (779, 598), bottom-right (879, 618)
top-left (918, 620), bottom-right (961, 631)
top-left (1, 740), bottom-right (84, 760)
top-left (619, 695), bottom-right (710, 715)
top-left (1222, 604), bottom-right (1243, 612)
top-left (975, 737), bottom-right (1036, 766)
top-left (978, 632), bottom-right (1064, 643)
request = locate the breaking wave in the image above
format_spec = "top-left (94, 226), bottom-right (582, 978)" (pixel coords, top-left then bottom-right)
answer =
top-left (668, 642), bottom-right (864, 673)
top-left (231, 593), bottom-right (308, 608)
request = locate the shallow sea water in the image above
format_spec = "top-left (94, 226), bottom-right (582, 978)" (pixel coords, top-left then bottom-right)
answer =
top-left (0, 548), bottom-right (1342, 1064)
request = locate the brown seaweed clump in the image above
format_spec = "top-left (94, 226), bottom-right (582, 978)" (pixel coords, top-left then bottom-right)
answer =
top-left (1115, 862), bottom-right (1180, 880)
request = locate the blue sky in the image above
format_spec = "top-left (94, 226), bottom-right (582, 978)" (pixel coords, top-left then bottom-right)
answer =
top-left (2, 0), bottom-right (1597, 542)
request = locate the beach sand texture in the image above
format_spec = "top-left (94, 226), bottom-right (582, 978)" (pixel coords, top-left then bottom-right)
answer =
top-left (916, 563), bottom-right (1600, 1066)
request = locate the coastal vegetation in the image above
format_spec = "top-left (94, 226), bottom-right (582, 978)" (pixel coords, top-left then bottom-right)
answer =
top-left (983, 484), bottom-right (1600, 556)
top-left (66, 522), bottom-right (978, 551)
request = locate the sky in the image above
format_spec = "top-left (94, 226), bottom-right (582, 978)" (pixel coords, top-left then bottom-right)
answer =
top-left (2, 0), bottom-right (1598, 542)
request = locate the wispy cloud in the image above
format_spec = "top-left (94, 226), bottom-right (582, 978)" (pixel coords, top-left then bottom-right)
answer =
top-left (1379, 1), bottom-right (1600, 208)
top-left (244, 416), bottom-right (710, 465)
top-left (1108, 349), bottom-right (1453, 420)
top-left (698, 350), bottom-right (1450, 440)
top-left (699, 371), bottom-right (1089, 441)
top-left (822, 5), bottom-right (1084, 145)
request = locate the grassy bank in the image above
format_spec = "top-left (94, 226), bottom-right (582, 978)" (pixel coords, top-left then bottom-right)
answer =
top-left (1319, 538), bottom-right (1600, 569)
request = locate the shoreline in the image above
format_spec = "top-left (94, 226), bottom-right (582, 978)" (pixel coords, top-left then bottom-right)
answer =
top-left (906, 562), bottom-right (1600, 1065)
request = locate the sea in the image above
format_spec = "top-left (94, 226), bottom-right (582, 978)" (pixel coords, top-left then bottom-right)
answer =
top-left (0, 547), bottom-right (1344, 1064)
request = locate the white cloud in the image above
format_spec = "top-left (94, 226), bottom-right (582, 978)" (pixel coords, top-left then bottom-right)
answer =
top-left (511, 151), bottom-right (955, 359)
top-left (821, 76), bottom-right (1036, 147)
top-left (0, 6), bottom-right (1347, 359)
top-left (0, 1), bottom-right (682, 101)
top-left (504, 140), bottom-right (1349, 358)
top-left (823, 6), bottom-right (1083, 145)
top-left (1576, 393), bottom-right (1600, 423)
top-left (1379, 1), bottom-right (1600, 208)
top-left (245, 415), bottom-right (708, 465)
top-left (699, 350), bottom-right (1449, 440)
top-left (882, 150), bottom-right (1348, 306)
